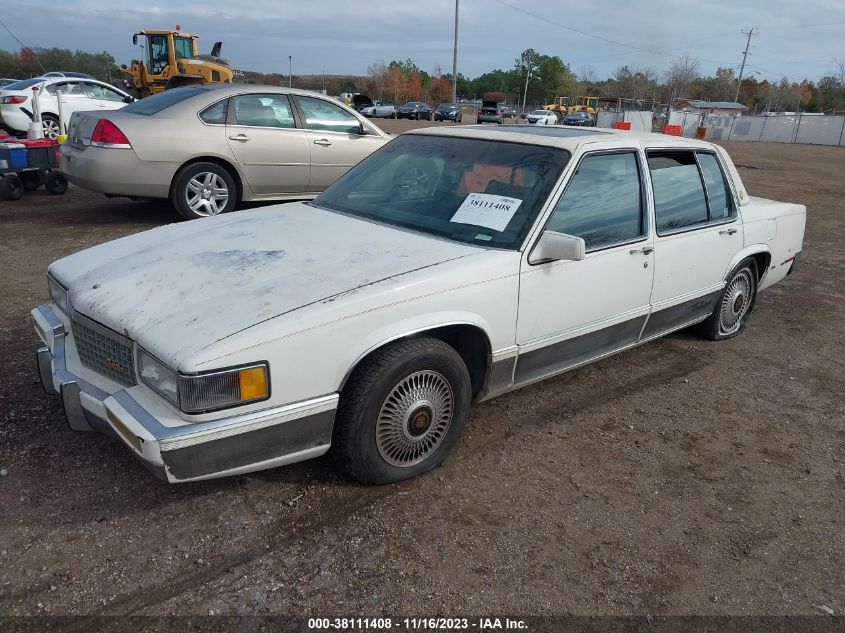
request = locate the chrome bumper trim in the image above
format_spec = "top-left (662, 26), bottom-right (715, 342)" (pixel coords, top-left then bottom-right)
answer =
top-left (32, 303), bottom-right (338, 482)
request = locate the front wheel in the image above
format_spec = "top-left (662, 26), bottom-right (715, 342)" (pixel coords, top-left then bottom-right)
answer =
top-left (171, 162), bottom-right (237, 220)
top-left (696, 259), bottom-right (758, 340)
top-left (44, 171), bottom-right (68, 195)
top-left (332, 337), bottom-right (472, 484)
top-left (41, 114), bottom-right (61, 140)
top-left (1, 174), bottom-right (24, 200)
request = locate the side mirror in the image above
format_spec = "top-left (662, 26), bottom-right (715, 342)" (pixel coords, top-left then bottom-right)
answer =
top-left (132, 34), bottom-right (139, 46)
top-left (357, 123), bottom-right (369, 135)
top-left (123, 95), bottom-right (134, 104)
top-left (528, 231), bottom-right (585, 264)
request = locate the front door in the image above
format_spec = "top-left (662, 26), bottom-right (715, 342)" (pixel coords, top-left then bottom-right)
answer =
top-left (515, 149), bottom-right (655, 385)
top-left (642, 148), bottom-right (742, 338)
top-left (225, 93), bottom-right (311, 195)
top-left (292, 95), bottom-right (385, 192)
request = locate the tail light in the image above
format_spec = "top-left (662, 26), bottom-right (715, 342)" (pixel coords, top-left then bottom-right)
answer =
top-left (1, 95), bottom-right (27, 104)
top-left (90, 119), bottom-right (131, 148)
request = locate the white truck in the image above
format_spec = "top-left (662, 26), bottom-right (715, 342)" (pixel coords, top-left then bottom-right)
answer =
top-left (33, 126), bottom-right (805, 484)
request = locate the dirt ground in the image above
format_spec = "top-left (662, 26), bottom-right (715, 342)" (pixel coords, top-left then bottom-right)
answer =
top-left (1, 121), bottom-right (843, 625)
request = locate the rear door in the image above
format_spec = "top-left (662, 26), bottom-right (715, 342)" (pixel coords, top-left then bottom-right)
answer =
top-left (292, 95), bottom-right (384, 192)
top-left (642, 147), bottom-right (742, 338)
top-left (44, 80), bottom-right (89, 119)
top-left (224, 93), bottom-right (311, 195)
top-left (82, 82), bottom-right (128, 111)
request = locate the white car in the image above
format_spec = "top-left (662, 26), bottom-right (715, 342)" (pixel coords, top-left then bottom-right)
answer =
top-left (527, 110), bottom-right (558, 125)
top-left (359, 100), bottom-right (397, 118)
top-left (0, 76), bottom-right (133, 139)
top-left (32, 126), bottom-right (805, 484)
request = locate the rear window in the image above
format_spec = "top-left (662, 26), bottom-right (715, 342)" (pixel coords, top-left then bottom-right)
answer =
top-left (3, 78), bottom-right (44, 90)
top-left (122, 86), bottom-right (209, 115)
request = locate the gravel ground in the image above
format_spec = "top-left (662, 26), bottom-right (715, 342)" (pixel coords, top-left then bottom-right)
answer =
top-left (0, 122), bottom-right (843, 625)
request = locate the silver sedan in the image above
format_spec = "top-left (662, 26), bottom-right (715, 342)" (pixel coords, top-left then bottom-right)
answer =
top-left (61, 84), bottom-right (389, 220)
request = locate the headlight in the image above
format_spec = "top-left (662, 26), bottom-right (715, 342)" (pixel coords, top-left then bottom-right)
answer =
top-left (138, 348), bottom-right (269, 414)
top-left (138, 348), bottom-right (179, 407)
top-left (47, 273), bottom-right (69, 314)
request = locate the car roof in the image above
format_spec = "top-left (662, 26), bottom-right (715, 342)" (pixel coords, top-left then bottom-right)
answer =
top-left (405, 124), bottom-right (718, 152)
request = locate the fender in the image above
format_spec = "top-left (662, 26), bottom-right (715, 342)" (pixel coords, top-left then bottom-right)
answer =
top-left (724, 243), bottom-right (771, 282)
top-left (337, 312), bottom-right (497, 392)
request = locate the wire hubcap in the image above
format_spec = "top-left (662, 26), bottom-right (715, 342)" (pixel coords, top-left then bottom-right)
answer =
top-left (719, 268), bottom-right (754, 335)
top-left (376, 370), bottom-right (453, 468)
top-left (186, 172), bottom-right (229, 216)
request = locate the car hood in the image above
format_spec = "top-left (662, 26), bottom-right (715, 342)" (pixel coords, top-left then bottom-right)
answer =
top-left (51, 203), bottom-right (482, 368)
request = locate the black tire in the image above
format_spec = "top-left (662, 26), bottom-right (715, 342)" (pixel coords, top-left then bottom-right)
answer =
top-left (333, 337), bottom-right (472, 484)
top-left (1, 174), bottom-right (24, 200)
top-left (44, 171), bottom-right (68, 195)
top-left (696, 258), bottom-right (758, 341)
top-left (41, 114), bottom-right (61, 140)
top-left (171, 162), bottom-right (237, 221)
top-left (20, 170), bottom-right (44, 191)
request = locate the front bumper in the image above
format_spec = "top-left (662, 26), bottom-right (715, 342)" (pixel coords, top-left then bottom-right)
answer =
top-left (32, 304), bottom-right (336, 483)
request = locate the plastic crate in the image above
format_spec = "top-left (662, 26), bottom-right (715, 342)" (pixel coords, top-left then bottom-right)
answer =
top-left (18, 139), bottom-right (60, 168)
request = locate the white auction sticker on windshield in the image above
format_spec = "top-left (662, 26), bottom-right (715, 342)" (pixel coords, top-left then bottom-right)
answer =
top-left (450, 193), bottom-right (523, 233)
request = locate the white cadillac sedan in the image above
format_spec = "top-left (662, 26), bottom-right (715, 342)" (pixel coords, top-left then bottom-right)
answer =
top-left (32, 125), bottom-right (805, 484)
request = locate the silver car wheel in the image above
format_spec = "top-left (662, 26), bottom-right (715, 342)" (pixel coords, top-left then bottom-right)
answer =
top-left (719, 267), bottom-right (754, 335)
top-left (42, 118), bottom-right (60, 140)
top-left (375, 370), bottom-right (454, 468)
top-left (185, 172), bottom-right (229, 216)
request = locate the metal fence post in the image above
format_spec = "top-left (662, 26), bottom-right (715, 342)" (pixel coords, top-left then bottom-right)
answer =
top-left (792, 113), bottom-right (802, 144)
top-left (838, 115), bottom-right (845, 146)
top-left (727, 115), bottom-right (736, 140)
top-left (758, 116), bottom-right (768, 142)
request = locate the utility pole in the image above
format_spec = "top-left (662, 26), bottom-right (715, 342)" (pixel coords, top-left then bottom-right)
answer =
top-left (734, 27), bottom-right (758, 104)
top-left (289, 55), bottom-right (292, 88)
top-left (451, 0), bottom-right (459, 104)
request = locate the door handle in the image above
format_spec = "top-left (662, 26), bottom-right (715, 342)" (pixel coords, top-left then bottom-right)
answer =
top-left (313, 139), bottom-right (332, 146)
top-left (719, 228), bottom-right (738, 235)
top-left (629, 246), bottom-right (654, 255)
top-left (228, 134), bottom-right (251, 142)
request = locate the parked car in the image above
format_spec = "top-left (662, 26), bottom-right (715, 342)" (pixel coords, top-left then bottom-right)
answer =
top-left (359, 100), bottom-right (397, 118)
top-left (476, 100), bottom-right (503, 124)
top-left (33, 126), bottom-right (805, 484)
top-left (396, 102), bottom-right (433, 120)
top-left (526, 109), bottom-right (558, 125)
top-left (563, 111), bottom-right (595, 126)
top-left (60, 84), bottom-right (388, 220)
top-left (0, 76), bottom-right (133, 139)
top-left (500, 105), bottom-right (517, 120)
top-left (434, 103), bottom-right (462, 122)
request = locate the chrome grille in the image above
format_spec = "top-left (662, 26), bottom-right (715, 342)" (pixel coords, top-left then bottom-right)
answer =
top-left (71, 311), bottom-right (136, 387)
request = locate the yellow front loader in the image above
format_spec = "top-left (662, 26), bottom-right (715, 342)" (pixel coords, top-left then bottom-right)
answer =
top-left (119, 27), bottom-right (233, 98)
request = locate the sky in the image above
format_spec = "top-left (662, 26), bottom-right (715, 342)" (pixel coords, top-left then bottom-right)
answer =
top-left (1, 0), bottom-right (844, 83)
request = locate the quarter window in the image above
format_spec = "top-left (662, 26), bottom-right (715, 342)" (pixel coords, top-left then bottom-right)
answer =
top-left (697, 152), bottom-right (734, 220)
top-left (547, 152), bottom-right (644, 250)
top-left (648, 151), bottom-right (709, 233)
top-left (199, 99), bottom-right (228, 124)
top-left (232, 94), bottom-right (295, 128)
top-left (295, 96), bottom-right (362, 134)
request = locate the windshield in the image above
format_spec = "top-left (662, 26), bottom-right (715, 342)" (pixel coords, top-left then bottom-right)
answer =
top-left (531, 110), bottom-right (548, 116)
top-left (437, 104), bottom-right (455, 111)
top-left (122, 86), bottom-right (208, 115)
top-left (313, 134), bottom-right (570, 249)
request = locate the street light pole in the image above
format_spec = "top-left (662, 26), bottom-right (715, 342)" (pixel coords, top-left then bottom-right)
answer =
top-left (521, 64), bottom-right (533, 114)
top-left (289, 55), bottom-right (292, 88)
top-left (451, 0), bottom-right (459, 104)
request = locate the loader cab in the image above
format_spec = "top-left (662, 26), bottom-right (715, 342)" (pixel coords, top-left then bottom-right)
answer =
top-left (132, 31), bottom-right (199, 78)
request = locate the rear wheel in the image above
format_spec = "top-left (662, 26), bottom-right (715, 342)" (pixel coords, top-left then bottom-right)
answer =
top-left (171, 162), bottom-right (237, 220)
top-left (44, 171), bottom-right (68, 195)
top-left (1, 174), bottom-right (24, 200)
top-left (697, 259), bottom-right (758, 340)
top-left (332, 337), bottom-right (472, 484)
top-left (41, 114), bottom-right (61, 140)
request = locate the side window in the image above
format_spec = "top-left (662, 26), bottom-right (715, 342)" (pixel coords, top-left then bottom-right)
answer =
top-left (232, 94), bottom-right (295, 128)
top-left (295, 96), bottom-right (362, 134)
top-left (174, 37), bottom-right (193, 60)
top-left (547, 152), bottom-right (644, 250)
top-left (648, 151), bottom-right (709, 233)
top-left (83, 82), bottom-right (125, 101)
top-left (199, 99), bottom-right (228, 125)
top-left (48, 81), bottom-right (84, 96)
top-left (697, 152), bottom-right (734, 220)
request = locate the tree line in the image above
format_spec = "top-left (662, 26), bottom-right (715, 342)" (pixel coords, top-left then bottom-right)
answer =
top-left (3, 44), bottom-right (844, 114)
